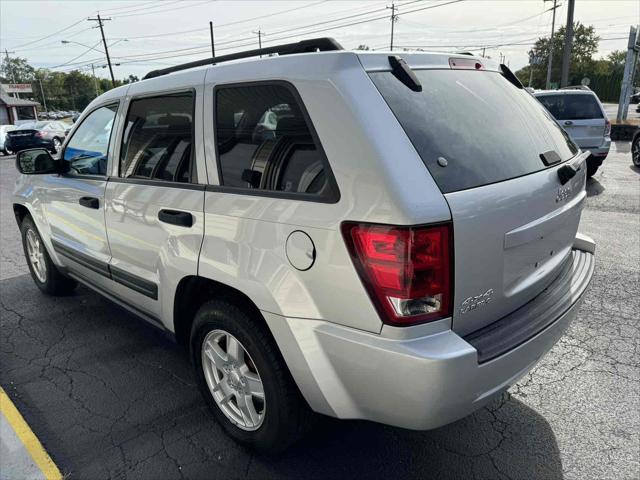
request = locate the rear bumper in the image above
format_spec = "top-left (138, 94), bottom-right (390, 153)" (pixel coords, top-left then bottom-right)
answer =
top-left (6, 138), bottom-right (54, 152)
top-left (265, 240), bottom-right (595, 430)
top-left (587, 137), bottom-right (611, 159)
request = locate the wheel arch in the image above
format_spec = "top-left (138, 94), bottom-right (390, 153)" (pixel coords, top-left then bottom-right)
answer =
top-left (173, 275), bottom-right (267, 347)
top-left (13, 203), bottom-right (31, 226)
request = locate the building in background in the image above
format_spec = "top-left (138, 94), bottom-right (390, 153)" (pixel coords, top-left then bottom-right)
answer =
top-left (0, 86), bottom-right (39, 125)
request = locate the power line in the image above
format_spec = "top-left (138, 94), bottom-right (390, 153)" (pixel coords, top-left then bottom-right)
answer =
top-left (111, 0), bottom-right (215, 19)
top-left (206, 0), bottom-right (329, 30)
top-left (48, 40), bottom-right (103, 68)
top-left (101, 0), bottom-right (184, 16)
top-left (89, 0), bottom-right (423, 63)
top-left (111, 0), bottom-right (409, 41)
top-left (9, 18), bottom-right (87, 50)
top-left (240, 0), bottom-right (465, 47)
top-left (97, 0), bottom-right (159, 13)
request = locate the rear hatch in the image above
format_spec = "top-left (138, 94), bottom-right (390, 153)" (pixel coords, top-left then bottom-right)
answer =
top-left (536, 92), bottom-right (606, 148)
top-left (370, 62), bottom-right (587, 335)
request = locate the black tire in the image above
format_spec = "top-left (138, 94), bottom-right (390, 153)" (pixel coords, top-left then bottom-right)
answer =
top-left (632, 136), bottom-right (640, 167)
top-left (191, 299), bottom-right (312, 453)
top-left (20, 215), bottom-right (77, 295)
top-left (586, 163), bottom-right (599, 178)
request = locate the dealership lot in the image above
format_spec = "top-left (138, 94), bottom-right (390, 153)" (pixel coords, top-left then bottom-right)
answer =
top-left (0, 144), bottom-right (638, 480)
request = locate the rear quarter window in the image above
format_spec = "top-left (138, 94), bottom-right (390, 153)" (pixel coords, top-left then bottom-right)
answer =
top-left (214, 82), bottom-right (338, 201)
top-left (370, 69), bottom-right (578, 193)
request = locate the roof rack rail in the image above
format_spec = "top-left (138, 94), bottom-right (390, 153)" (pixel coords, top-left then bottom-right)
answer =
top-left (559, 85), bottom-right (591, 91)
top-left (143, 37), bottom-right (344, 80)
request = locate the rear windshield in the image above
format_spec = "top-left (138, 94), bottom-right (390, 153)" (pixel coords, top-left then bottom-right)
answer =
top-left (370, 69), bottom-right (578, 193)
top-left (536, 93), bottom-right (604, 120)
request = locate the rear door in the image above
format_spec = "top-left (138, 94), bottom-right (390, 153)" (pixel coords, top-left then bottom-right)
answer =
top-left (104, 90), bottom-right (205, 321)
top-left (370, 66), bottom-right (585, 335)
top-left (536, 93), bottom-right (606, 149)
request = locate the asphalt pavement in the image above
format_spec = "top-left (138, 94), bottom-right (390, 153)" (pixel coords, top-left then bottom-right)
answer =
top-left (1, 145), bottom-right (638, 480)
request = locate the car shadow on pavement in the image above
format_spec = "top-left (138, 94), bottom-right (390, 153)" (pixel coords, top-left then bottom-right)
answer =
top-left (0, 274), bottom-right (563, 480)
top-left (586, 177), bottom-right (605, 197)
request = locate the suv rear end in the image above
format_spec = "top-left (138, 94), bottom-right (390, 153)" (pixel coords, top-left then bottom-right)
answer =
top-left (534, 90), bottom-right (611, 176)
top-left (265, 51), bottom-right (595, 431)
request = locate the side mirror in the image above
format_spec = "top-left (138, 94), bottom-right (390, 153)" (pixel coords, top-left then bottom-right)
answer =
top-left (16, 148), bottom-right (59, 175)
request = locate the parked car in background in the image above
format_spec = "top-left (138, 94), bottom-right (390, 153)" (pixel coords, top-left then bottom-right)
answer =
top-left (534, 89), bottom-right (611, 177)
top-left (0, 125), bottom-right (17, 155)
top-left (632, 128), bottom-right (640, 167)
top-left (5, 121), bottom-right (67, 154)
top-left (12, 40), bottom-right (596, 452)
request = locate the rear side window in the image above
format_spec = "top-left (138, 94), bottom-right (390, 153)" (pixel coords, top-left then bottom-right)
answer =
top-left (536, 94), bottom-right (604, 120)
top-left (120, 92), bottom-right (194, 183)
top-left (215, 83), bottom-right (335, 199)
top-left (370, 69), bottom-right (578, 193)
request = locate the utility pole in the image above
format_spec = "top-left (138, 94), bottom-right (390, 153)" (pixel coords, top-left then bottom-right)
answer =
top-left (209, 21), bottom-right (215, 57)
top-left (253, 29), bottom-right (263, 57)
top-left (4, 49), bottom-right (19, 98)
top-left (616, 25), bottom-right (639, 122)
top-left (91, 63), bottom-right (100, 97)
top-left (387, 2), bottom-right (398, 51)
top-left (560, 0), bottom-right (575, 87)
top-left (544, 0), bottom-right (559, 89)
top-left (88, 14), bottom-right (115, 87)
top-left (36, 76), bottom-right (47, 112)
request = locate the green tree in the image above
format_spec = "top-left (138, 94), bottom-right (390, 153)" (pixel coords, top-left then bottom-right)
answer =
top-left (516, 22), bottom-right (600, 88)
top-left (0, 56), bottom-right (36, 84)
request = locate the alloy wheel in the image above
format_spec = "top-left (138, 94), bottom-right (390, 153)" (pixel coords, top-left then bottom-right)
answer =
top-left (53, 138), bottom-right (61, 153)
top-left (201, 329), bottom-right (266, 431)
top-left (26, 229), bottom-right (47, 283)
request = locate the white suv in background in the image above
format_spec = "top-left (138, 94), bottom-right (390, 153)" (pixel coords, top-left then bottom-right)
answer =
top-left (534, 88), bottom-right (611, 177)
top-left (12, 38), bottom-right (595, 452)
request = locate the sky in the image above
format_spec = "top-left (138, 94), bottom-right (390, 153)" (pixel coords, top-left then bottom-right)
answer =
top-left (0, 0), bottom-right (638, 81)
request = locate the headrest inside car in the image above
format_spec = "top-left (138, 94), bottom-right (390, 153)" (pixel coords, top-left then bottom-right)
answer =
top-left (276, 117), bottom-right (309, 138)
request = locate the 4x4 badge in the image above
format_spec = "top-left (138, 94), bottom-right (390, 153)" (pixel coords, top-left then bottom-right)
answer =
top-left (460, 289), bottom-right (494, 315)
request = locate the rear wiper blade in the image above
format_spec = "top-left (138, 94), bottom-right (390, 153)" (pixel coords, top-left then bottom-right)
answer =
top-left (388, 55), bottom-right (422, 92)
top-left (500, 63), bottom-right (524, 89)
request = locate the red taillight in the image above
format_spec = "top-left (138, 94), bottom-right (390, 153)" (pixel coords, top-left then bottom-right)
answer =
top-left (342, 222), bottom-right (452, 326)
top-left (35, 131), bottom-right (45, 138)
top-left (604, 118), bottom-right (611, 136)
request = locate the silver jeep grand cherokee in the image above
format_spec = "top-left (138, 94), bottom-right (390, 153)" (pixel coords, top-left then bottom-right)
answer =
top-left (12, 38), bottom-right (595, 452)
